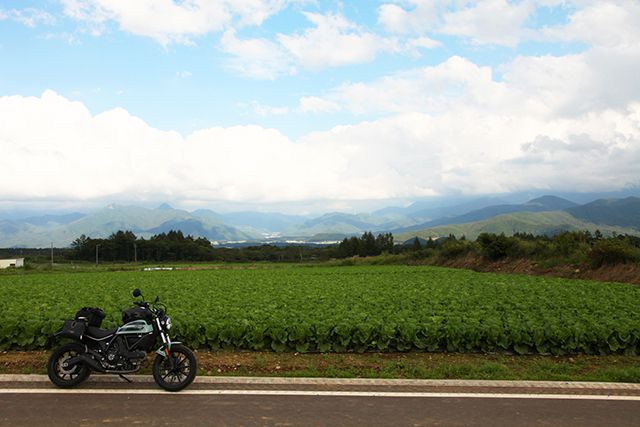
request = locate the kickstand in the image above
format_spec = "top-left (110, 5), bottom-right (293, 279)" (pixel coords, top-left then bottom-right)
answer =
top-left (119, 374), bottom-right (133, 383)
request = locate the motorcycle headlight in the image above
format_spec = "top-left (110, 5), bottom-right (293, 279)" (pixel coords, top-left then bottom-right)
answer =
top-left (165, 316), bottom-right (172, 330)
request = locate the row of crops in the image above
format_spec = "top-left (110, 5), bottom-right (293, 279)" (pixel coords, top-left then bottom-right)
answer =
top-left (1, 265), bottom-right (639, 355)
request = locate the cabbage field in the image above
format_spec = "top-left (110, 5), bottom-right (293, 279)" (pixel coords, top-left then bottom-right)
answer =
top-left (1, 265), bottom-right (639, 355)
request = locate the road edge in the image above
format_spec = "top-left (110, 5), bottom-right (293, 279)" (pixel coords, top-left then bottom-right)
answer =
top-left (2, 374), bottom-right (639, 390)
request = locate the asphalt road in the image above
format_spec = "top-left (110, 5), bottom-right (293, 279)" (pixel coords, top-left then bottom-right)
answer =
top-left (2, 376), bottom-right (639, 426)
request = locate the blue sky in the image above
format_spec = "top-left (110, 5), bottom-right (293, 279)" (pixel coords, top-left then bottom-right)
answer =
top-left (1, 1), bottom-right (581, 136)
top-left (1, 1), bottom-right (639, 213)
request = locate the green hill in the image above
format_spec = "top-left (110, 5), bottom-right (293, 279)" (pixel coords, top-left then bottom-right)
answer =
top-left (397, 211), bottom-right (640, 241)
top-left (0, 204), bottom-right (255, 247)
top-left (394, 195), bottom-right (578, 233)
top-left (566, 197), bottom-right (640, 228)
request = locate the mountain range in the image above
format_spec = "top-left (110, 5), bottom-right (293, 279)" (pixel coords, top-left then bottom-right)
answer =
top-left (1, 195), bottom-right (639, 248)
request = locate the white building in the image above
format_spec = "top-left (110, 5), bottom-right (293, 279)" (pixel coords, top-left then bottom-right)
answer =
top-left (0, 258), bottom-right (24, 269)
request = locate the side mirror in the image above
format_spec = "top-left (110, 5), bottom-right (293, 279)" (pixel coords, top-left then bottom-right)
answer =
top-left (133, 288), bottom-right (142, 298)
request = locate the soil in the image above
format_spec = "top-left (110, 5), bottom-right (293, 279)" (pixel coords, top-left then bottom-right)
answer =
top-left (438, 254), bottom-right (640, 284)
top-left (4, 350), bottom-right (640, 383)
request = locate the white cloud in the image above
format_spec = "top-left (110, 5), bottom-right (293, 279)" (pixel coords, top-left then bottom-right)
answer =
top-left (295, 56), bottom-right (510, 116)
top-left (43, 32), bottom-right (81, 45)
top-left (61, 0), bottom-right (294, 45)
top-left (277, 12), bottom-right (400, 69)
top-left (378, 0), bottom-right (640, 48)
top-left (378, 0), bottom-right (443, 34)
top-left (519, 1), bottom-right (640, 116)
top-left (541, 1), bottom-right (640, 48)
top-left (57, 2), bottom-right (438, 76)
top-left (1, 90), bottom-right (639, 206)
top-left (220, 11), bottom-right (409, 78)
top-left (0, 91), bottom-right (344, 203)
top-left (297, 96), bottom-right (341, 114)
top-left (498, 106), bottom-right (640, 192)
top-left (219, 29), bottom-right (295, 79)
top-left (243, 101), bottom-right (290, 116)
top-left (176, 70), bottom-right (193, 78)
top-left (377, 0), bottom-right (544, 47)
top-left (440, 0), bottom-right (534, 47)
top-left (297, 9), bottom-right (640, 119)
top-left (3, 2), bottom-right (640, 203)
top-left (0, 7), bottom-right (55, 27)
top-left (405, 36), bottom-right (441, 50)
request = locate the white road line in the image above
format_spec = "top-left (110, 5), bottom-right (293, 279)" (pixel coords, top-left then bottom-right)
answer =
top-left (1, 388), bottom-right (640, 400)
top-left (2, 375), bottom-right (639, 390)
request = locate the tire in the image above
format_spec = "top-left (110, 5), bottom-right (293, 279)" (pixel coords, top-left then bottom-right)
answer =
top-left (47, 342), bottom-right (91, 388)
top-left (152, 344), bottom-right (197, 392)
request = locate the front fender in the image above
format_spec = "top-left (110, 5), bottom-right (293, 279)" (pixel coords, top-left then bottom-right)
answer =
top-left (156, 341), bottom-right (182, 357)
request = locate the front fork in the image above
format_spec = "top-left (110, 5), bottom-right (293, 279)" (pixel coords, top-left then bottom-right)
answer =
top-left (155, 318), bottom-right (181, 358)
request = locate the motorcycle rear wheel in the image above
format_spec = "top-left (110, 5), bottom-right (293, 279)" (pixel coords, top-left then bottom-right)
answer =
top-left (153, 344), bottom-right (197, 392)
top-left (47, 342), bottom-right (91, 388)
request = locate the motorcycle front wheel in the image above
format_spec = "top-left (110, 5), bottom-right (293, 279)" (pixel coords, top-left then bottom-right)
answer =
top-left (47, 342), bottom-right (91, 388)
top-left (152, 344), bottom-right (197, 392)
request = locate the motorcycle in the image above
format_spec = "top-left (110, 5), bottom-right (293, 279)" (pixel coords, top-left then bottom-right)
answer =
top-left (47, 288), bottom-right (197, 392)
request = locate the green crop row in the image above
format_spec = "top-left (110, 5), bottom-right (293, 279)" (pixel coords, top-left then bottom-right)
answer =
top-left (1, 265), bottom-right (639, 355)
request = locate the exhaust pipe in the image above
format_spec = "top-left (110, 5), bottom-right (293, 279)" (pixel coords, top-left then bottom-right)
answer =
top-left (63, 354), bottom-right (106, 373)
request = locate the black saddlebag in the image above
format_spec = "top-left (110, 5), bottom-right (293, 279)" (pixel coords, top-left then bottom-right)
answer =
top-left (75, 307), bottom-right (105, 327)
top-left (60, 319), bottom-right (87, 340)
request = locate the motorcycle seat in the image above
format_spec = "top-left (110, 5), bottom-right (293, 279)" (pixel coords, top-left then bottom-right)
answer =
top-left (86, 326), bottom-right (117, 339)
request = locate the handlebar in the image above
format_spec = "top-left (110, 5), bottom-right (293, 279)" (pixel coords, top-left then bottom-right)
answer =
top-left (134, 297), bottom-right (167, 314)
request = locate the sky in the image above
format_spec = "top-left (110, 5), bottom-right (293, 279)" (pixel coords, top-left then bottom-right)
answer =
top-left (0, 0), bottom-right (639, 214)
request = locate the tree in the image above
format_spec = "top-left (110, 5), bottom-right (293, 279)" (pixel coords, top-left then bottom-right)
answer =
top-left (412, 237), bottom-right (422, 251)
top-left (477, 233), bottom-right (514, 260)
top-left (359, 232), bottom-right (377, 256)
top-left (71, 234), bottom-right (88, 252)
top-left (375, 233), bottom-right (394, 253)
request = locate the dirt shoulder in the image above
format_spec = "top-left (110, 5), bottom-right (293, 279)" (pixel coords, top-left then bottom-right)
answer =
top-left (4, 350), bottom-right (640, 383)
top-left (434, 254), bottom-right (640, 284)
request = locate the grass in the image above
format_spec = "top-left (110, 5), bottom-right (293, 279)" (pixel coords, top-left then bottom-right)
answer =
top-left (2, 263), bottom-right (639, 383)
top-left (0, 260), bottom-right (296, 276)
top-left (3, 350), bottom-right (640, 383)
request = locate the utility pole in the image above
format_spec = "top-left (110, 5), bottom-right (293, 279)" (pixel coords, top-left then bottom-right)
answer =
top-left (50, 242), bottom-right (53, 268)
top-left (134, 243), bottom-right (137, 263)
top-left (95, 244), bottom-right (100, 266)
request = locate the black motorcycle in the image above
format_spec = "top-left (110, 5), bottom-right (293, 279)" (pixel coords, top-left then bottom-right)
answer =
top-left (47, 289), bottom-right (197, 392)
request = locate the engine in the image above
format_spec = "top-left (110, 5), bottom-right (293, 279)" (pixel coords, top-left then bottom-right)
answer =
top-left (100, 337), bottom-right (146, 371)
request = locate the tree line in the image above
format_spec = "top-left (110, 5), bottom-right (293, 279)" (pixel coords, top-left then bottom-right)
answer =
top-left (68, 230), bottom-right (337, 263)
top-left (3, 229), bottom-right (639, 268)
top-left (395, 230), bottom-right (640, 268)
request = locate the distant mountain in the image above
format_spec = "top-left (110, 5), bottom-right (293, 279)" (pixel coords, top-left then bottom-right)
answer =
top-left (566, 197), bottom-right (640, 229)
top-left (392, 195), bottom-right (578, 233)
top-left (397, 211), bottom-right (639, 242)
top-left (156, 203), bottom-right (175, 211)
top-left (526, 195), bottom-right (579, 210)
top-left (191, 209), bottom-right (225, 224)
top-left (147, 219), bottom-right (247, 241)
top-left (0, 220), bottom-right (23, 235)
top-left (2, 194), bottom-right (638, 248)
top-left (62, 204), bottom-right (194, 237)
top-left (406, 197), bottom-right (509, 223)
top-left (373, 196), bottom-right (507, 221)
top-left (22, 213), bottom-right (86, 226)
top-left (219, 211), bottom-right (307, 234)
top-left (285, 212), bottom-right (382, 236)
top-left (0, 204), bottom-right (255, 247)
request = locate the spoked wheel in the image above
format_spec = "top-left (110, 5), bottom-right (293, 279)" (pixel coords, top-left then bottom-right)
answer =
top-left (152, 344), bottom-right (197, 392)
top-left (47, 342), bottom-right (91, 388)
